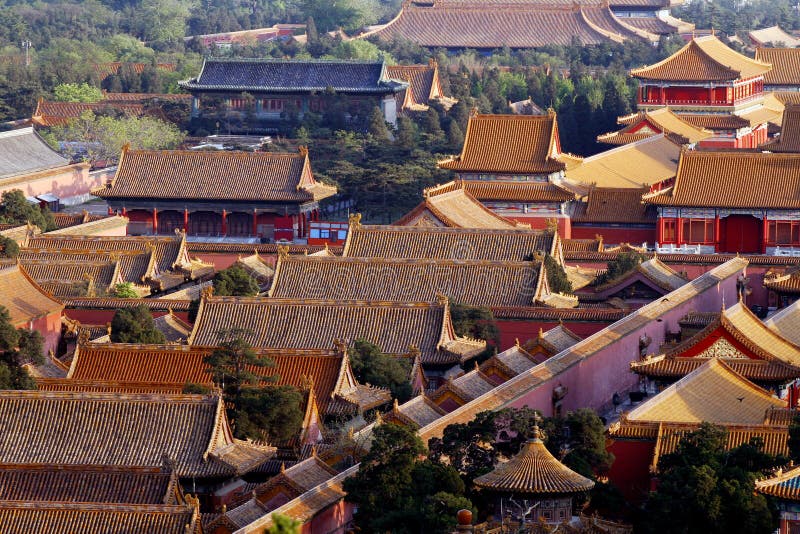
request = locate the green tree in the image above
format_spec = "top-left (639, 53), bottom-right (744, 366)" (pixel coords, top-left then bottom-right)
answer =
top-left (212, 264), bottom-right (260, 296)
top-left (395, 116), bottom-right (418, 151)
top-left (110, 305), bottom-right (167, 344)
top-left (367, 107), bottom-right (391, 141)
top-left (43, 112), bottom-right (185, 165)
top-left (544, 253), bottom-right (573, 294)
top-left (349, 339), bottom-right (412, 403)
top-left (0, 190), bottom-right (56, 231)
top-left (448, 303), bottom-right (500, 349)
top-left (638, 423), bottom-right (779, 534)
top-left (53, 82), bottom-right (103, 103)
top-left (0, 306), bottom-right (40, 390)
top-left (593, 250), bottom-right (647, 286)
top-left (0, 236), bottom-right (19, 259)
top-left (344, 422), bottom-right (472, 534)
top-left (205, 329), bottom-right (303, 442)
top-left (446, 119), bottom-right (464, 152)
top-left (266, 514), bottom-right (301, 534)
top-left (112, 282), bottom-right (138, 298)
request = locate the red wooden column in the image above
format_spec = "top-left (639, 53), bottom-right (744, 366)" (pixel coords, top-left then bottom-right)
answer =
top-left (121, 207), bottom-right (127, 216)
top-left (659, 86), bottom-right (665, 105)
top-left (252, 210), bottom-right (258, 237)
top-left (183, 209), bottom-right (189, 233)
top-left (714, 214), bottom-right (721, 253)
top-left (107, 206), bottom-right (114, 215)
top-left (708, 86), bottom-right (714, 105)
top-left (221, 210), bottom-right (227, 236)
top-left (657, 217), bottom-right (663, 244)
top-left (676, 217), bottom-right (684, 246)
top-left (762, 216), bottom-right (770, 254)
top-left (152, 208), bottom-right (158, 235)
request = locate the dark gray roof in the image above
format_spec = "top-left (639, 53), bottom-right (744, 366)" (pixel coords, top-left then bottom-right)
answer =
top-left (0, 128), bottom-right (69, 180)
top-left (179, 58), bottom-right (407, 94)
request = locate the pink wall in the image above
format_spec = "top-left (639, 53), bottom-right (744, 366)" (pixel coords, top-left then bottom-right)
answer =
top-left (504, 268), bottom-right (741, 417)
top-left (30, 312), bottom-right (62, 356)
top-left (0, 164), bottom-right (97, 201)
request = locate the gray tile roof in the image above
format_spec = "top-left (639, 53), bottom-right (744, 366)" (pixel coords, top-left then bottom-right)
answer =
top-left (179, 58), bottom-right (407, 94)
top-left (0, 128), bottom-right (68, 180)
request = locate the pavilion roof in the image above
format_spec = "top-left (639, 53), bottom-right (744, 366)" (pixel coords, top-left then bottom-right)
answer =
top-left (473, 426), bottom-right (595, 494)
top-left (93, 147), bottom-right (336, 203)
top-left (396, 187), bottom-right (523, 229)
top-left (764, 104), bottom-right (800, 152)
top-left (757, 464), bottom-right (800, 501)
top-left (0, 463), bottom-right (179, 504)
top-left (179, 58), bottom-right (407, 94)
top-left (189, 296), bottom-right (484, 366)
top-left (0, 265), bottom-right (63, 326)
top-left (63, 343), bottom-right (387, 416)
top-left (20, 260), bottom-right (121, 298)
top-left (386, 61), bottom-right (444, 110)
top-left (0, 390), bottom-right (274, 478)
top-left (594, 257), bottom-right (686, 292)
top-left (597, 109), bottom-right (712, 146)
top-left (32, 99), bottom-right (144, 127)
top-left (268, 255), bottom-right (543, 308)
top-left (624, 358), bottom-right (786, 425)
top-left (631, 35), bottom-right (771, 82)
top-left (643, 150), bottom-right (800, 209)
top-left (766, 300), bottom-right (800, 346)
top-left (343, 222), bottom-right (557, 261)
top-left (439, 113), bottom-right (565, 174)
top-left (757, 48), bottom-right (800, 86)
top-left (366, 0), bottom-right (650, 48)
top-left (0, 127), bottom-right (69, 180)
top-left (681, 113), bottom-right (752, 131)
top-left (749, 26), bottom-right (800, 47)
top-left (0, 501), bottom-right (201, 534)
top-left (93, 62), bottom-right (176, 80)
top-left (566, 135), bottom-right (680, 189)
top-left (571, 187), bottom-right (657, 224)
top-left (427, 179), bottom-right (575, 203)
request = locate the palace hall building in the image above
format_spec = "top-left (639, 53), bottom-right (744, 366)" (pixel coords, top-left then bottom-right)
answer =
top-left (93, 146), bottom-right (336, 241)
top-left (363, 0), bottom-right (692, 49)
top-left (436, 112), bottom-right (576, 232)
top-left (643, 150), bottom-right (800, 254)
top-left (179, 58), bottom-right (408, 126)
top-left (631, 35), bottom-right (777, 148)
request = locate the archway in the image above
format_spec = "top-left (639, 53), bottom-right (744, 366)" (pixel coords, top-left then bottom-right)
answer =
top-left (721, 215), bottom-right (762, 253)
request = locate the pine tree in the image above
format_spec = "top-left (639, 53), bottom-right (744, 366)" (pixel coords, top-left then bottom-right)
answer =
top-left (446, 120), bottom-right (464, 152)
top-left (367, 107), bottom-right (390, 141)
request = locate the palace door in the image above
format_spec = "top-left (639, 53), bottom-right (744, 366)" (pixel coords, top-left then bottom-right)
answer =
top-left (721, 215), bottom-right (761, 253)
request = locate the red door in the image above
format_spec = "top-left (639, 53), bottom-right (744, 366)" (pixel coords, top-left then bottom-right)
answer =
top-left (721, 215), bottom-right (761, 253)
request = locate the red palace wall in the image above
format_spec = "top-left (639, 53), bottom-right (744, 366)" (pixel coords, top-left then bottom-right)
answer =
top-left (495, 319), bottom-right (613, 351)
top-left (607, 439), bottom-right (657, 504)
top-left (300, 499), bottom-right (355, 534)
top-left (507, 214), bottom-right (571, 238)
top-left (571, 226), bottom-right (657, 246)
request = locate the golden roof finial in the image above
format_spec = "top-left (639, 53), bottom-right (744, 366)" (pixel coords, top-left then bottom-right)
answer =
top-left (280, 462), bottom-right (286, 474)
top-left (538, 328), bottom-right (544, 339)
top-left (515, 337), bottom-right (520, 347)
top-left (435, 292), bottom-right (448, 306)
top-left (348, 212), bottom-right (362, 227)
top-left (298, 145), bottom-right (309, 156)
top-left (393, 398), bottom-right (399, 411)
top-left (201, 285), bottom-right (214, 299)
top-left (277, 244), bottom-right (289, 260)
top-left (375, 411), bottom-right (383, 425)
